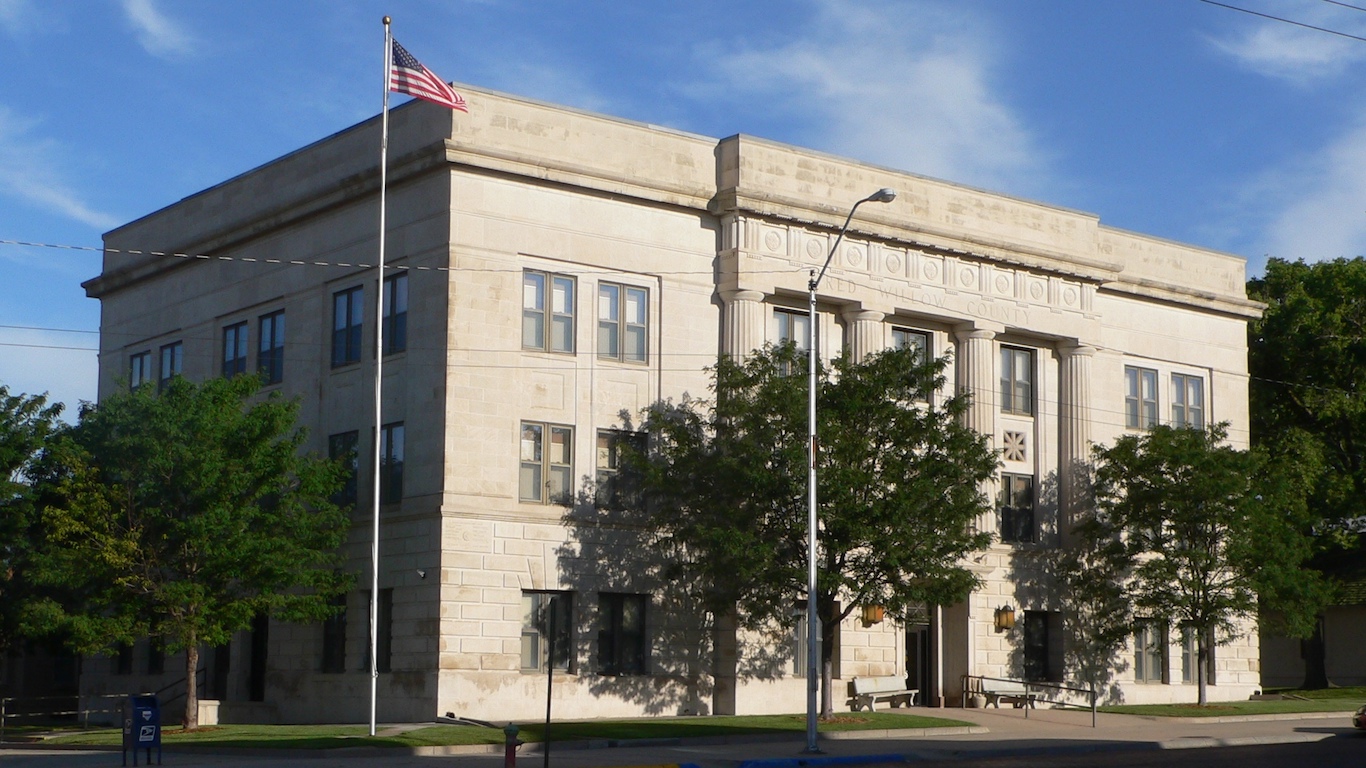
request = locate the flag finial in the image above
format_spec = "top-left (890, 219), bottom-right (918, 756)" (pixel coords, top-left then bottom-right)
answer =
top-left (383, 16), bottom-right (391, 25)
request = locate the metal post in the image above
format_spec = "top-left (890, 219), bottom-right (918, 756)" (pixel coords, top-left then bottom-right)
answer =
top-left (1091, 683), bottom-right (1097, 728)
top-left (803, 188), bottom-right (895, 754)
top-left (544, 597), bottom-right (555, 768)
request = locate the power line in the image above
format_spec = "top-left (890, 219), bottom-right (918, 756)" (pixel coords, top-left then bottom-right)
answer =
top-left (1322, 0), bottom-right (1366, 15)
top-left (1196, 0), bottom-right (1366, 43)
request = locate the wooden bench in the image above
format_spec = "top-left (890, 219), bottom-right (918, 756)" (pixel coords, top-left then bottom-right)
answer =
top-left (982, 680), bottom-right (1037, 709)
top-left (850, 675), bottom-right (918, 712)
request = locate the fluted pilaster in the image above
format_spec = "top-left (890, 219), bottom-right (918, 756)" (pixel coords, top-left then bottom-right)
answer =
top-left (955, 325), bottom-right (998, 535)
top-left (1059, 342), bottom-right (1096, 541)
top-left (842, 309), bottom-right (885, 363)
top-left (720, 289), bottom-right (766, 358)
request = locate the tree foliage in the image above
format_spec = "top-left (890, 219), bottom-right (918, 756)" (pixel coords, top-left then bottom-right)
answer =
top-left (625, 343), bottom-right (996, 716)
top-left (23, 375), bottom-right (351, 727)
top-left (1079, 424), bottom-right (1327, 705)
top-left (1248, 257), bottom-right (1366, 539)
top-left (0, 385), bottom-right (63, 654)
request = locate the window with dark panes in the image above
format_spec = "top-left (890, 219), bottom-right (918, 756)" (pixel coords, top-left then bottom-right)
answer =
top-left (332, 286), bottom-right (363, 367)
top-left (596, 430), bottom-right (644, 508)
top-left (380, 422), bottom-right (404, 504)
top-left (383, 273), bottom-right (407, 353)
top-left (158, 341), bottom-right (182, 391)
top-left (329, 431), bottom-right (359, 508)
top-left (891, 327), bottom-right (930, 360)
top-left (1134, 619), bottom-right (1165, 683)
top-left (999, 474), bottom-right (1034, 543)
top-left (363, 588), bottom-right (393, 673)
top-left (598, 593), bottom-right (647, 675)
top-left (258, 310), bottom-right (285, 385)
top-left (321, 595), bottom-right (347, 673)
top-left (222, 322), bottom-right (248, 377)
top-left (1023, 610), bottom-right (1050, 681)
top-left (129, 350), bottom-right (152, 389)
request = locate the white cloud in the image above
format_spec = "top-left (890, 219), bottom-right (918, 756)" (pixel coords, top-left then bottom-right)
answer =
top-left (699, 0), bottom-right (1045, 195)
top-left (120, 0), bottom-right (194, 59)
top-left (1261, 116), bottom-right (1366, 262)
top-left (0, 106), bottom-right (122, 230)
top-left (0, 328), bottom-right (98, 420)
top-left (1205, 1), bottom-right (1366, 83)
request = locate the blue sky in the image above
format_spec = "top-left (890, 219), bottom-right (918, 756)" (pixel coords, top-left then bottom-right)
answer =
top-left (4, 0), bottom-right (1366, 414)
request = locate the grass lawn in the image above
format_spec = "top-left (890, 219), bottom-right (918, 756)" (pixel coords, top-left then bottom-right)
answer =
top-left (42, 711), bottom-right (972, 749)
top-left (1100, 686), bottom-right (1366, 717)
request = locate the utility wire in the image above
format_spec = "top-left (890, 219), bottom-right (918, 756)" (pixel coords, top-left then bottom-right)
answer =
top-left (1197, 0), bottom-right (1366, 43)
top-left (1322, 0), bottom-right (1366, 15)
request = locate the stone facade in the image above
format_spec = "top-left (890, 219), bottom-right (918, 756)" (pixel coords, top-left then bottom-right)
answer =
top-left (82, 85), bottom-right (1263, 722)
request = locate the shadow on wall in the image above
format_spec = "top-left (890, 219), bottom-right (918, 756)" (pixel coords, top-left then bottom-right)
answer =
top-left (554, 407), bottom-right (791, 716)
top-left (1006, 462), bottom-right (1129, 706)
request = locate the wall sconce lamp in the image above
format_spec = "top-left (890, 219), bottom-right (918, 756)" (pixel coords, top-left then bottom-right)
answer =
top-left (860, 604), bottom-right (886, 626)
top-left (994, 605), bottom-right (1016, 632)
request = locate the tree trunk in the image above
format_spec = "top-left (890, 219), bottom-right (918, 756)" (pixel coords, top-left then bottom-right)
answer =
top-left (184, 640), bottom-right (199, 729)
top-left (819, 602), bottom-right (838, 718)
top-left (1196, 636), bottom-right (1207, 706)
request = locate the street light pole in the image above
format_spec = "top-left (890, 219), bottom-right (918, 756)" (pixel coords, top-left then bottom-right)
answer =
top-left (804, 188), bottom-right (896, 754)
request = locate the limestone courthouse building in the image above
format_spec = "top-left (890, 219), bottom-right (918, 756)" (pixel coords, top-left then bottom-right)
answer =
top-left (84, 86), bottom-right (1265, 723)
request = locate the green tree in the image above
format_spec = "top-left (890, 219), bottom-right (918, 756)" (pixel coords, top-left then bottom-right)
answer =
top-left (24, 376), bottom-right (351, 727)
top-left (1247, 256), bottom-right (1366, 687)
top-left (1082, 424), bottom-right (1327, 705)
top-left (626, 344), bottom-right (996, 717)
top-left (0, 385), bottom-right (63, 654)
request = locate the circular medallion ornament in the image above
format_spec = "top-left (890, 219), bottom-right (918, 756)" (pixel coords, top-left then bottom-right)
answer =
top-left (806, 240), bottom-right (824, 259)
top-left (846, 247), bottom-right (864, 267)
top-left (1029, 282), bottom-right (1045, 300)
top-left (924, 261), bottom-right (940, 279)
top-left (1063, 287), bottom-right (1078, 306)
top-left (764, 231), bottom-right (782, 252)
top-left (995, 275), bottom-right (1011, 294)
top-left (960, 268), bottom-right (976, 287)
top-left (886, 254), bottom-right (902, 273)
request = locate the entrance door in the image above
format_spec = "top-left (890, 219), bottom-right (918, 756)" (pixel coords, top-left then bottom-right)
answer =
top-left (906, 623), bottom-right (930, 705)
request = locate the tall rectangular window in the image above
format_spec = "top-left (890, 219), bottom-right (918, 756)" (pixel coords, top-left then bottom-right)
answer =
top-left (999, 474), bottom-right (1035, 543)
top-left (258, 310), bottom-right (285, 385)
top-left (1180, 625), bottom-right (1196, 684)
top-left (522, 271), bottom-right (575, 353)
top-left (891, 328), bottom-right (930, 360)
top-left (521, 591), bottom-right (572, 672)
top-left (329, 431), bottom-right (359, 508)
top-left (1134, 620), bottom-right (1165, 684)
top-left (792, 604), bottom-right (831, 678)
top-left (1023, 610), bottom-right (1050, 682)
top-left (222, 322), bottom-right (248, 377)
top-left (519, 422), bottom-right (573, 504)
top-left (596, 430), bottom-right (644, 509)
top-left (774, 308), bottom-right (811, 376)
top-left (158, 341), bottom-right (182, 391)
top-left (321, 595), bottom-right (347, 673)
top-left (379, 422), bottom-right (404, 505)
top-left (129, 351), bottom-right (152, 389)
top-left (598, 593), bottom-right (647, 675)
top-left (147, 640), bottom-right (164, 675)
top-left (332, 285), bottom-right (363, 367)
top-left (1172, 373), bottom-right (1205, 429)
top-left (114, 643), bottom-right (133, 675)
top-left (1000, 346), bottom-right (1033, 415)
top-left (597, 283), bottom-right (648, 362)
top-left (1125, 366), bottom-right (1158, 430)
top-left (383, 273), bottom-right (407, 353)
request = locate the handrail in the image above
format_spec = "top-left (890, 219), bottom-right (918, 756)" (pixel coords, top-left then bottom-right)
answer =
top-left (961, 674), bottom-right (1098, 728)
top-left (0, 665), bottom-right (206, 741)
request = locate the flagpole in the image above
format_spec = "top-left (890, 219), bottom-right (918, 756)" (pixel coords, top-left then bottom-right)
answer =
top-left (369, 14), bottom-right (393, 739)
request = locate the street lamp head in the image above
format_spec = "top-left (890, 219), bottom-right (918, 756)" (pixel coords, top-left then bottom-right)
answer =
top-left (866, 188), bottom-right (897, 204)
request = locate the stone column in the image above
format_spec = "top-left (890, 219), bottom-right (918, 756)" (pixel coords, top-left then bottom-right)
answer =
top-left (842, 309), bottom-right (885, 363)
top-left (954, 325), bottom-right (999, 550)
top-left (1058, 342), bottom-right (1096, 544)
top-left (720, 289), bottom-right (765, 358)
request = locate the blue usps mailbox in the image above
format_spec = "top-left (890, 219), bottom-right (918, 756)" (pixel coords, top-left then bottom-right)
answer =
top-left (122, 695), bottom-right (162, 766)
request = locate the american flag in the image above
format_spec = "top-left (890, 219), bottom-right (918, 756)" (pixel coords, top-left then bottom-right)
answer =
top-left (390, 40), bottom-right (467, 112)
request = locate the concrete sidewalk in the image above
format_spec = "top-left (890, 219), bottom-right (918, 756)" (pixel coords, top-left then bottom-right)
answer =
top-left (1, 706), bottom-right (1360, 767)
